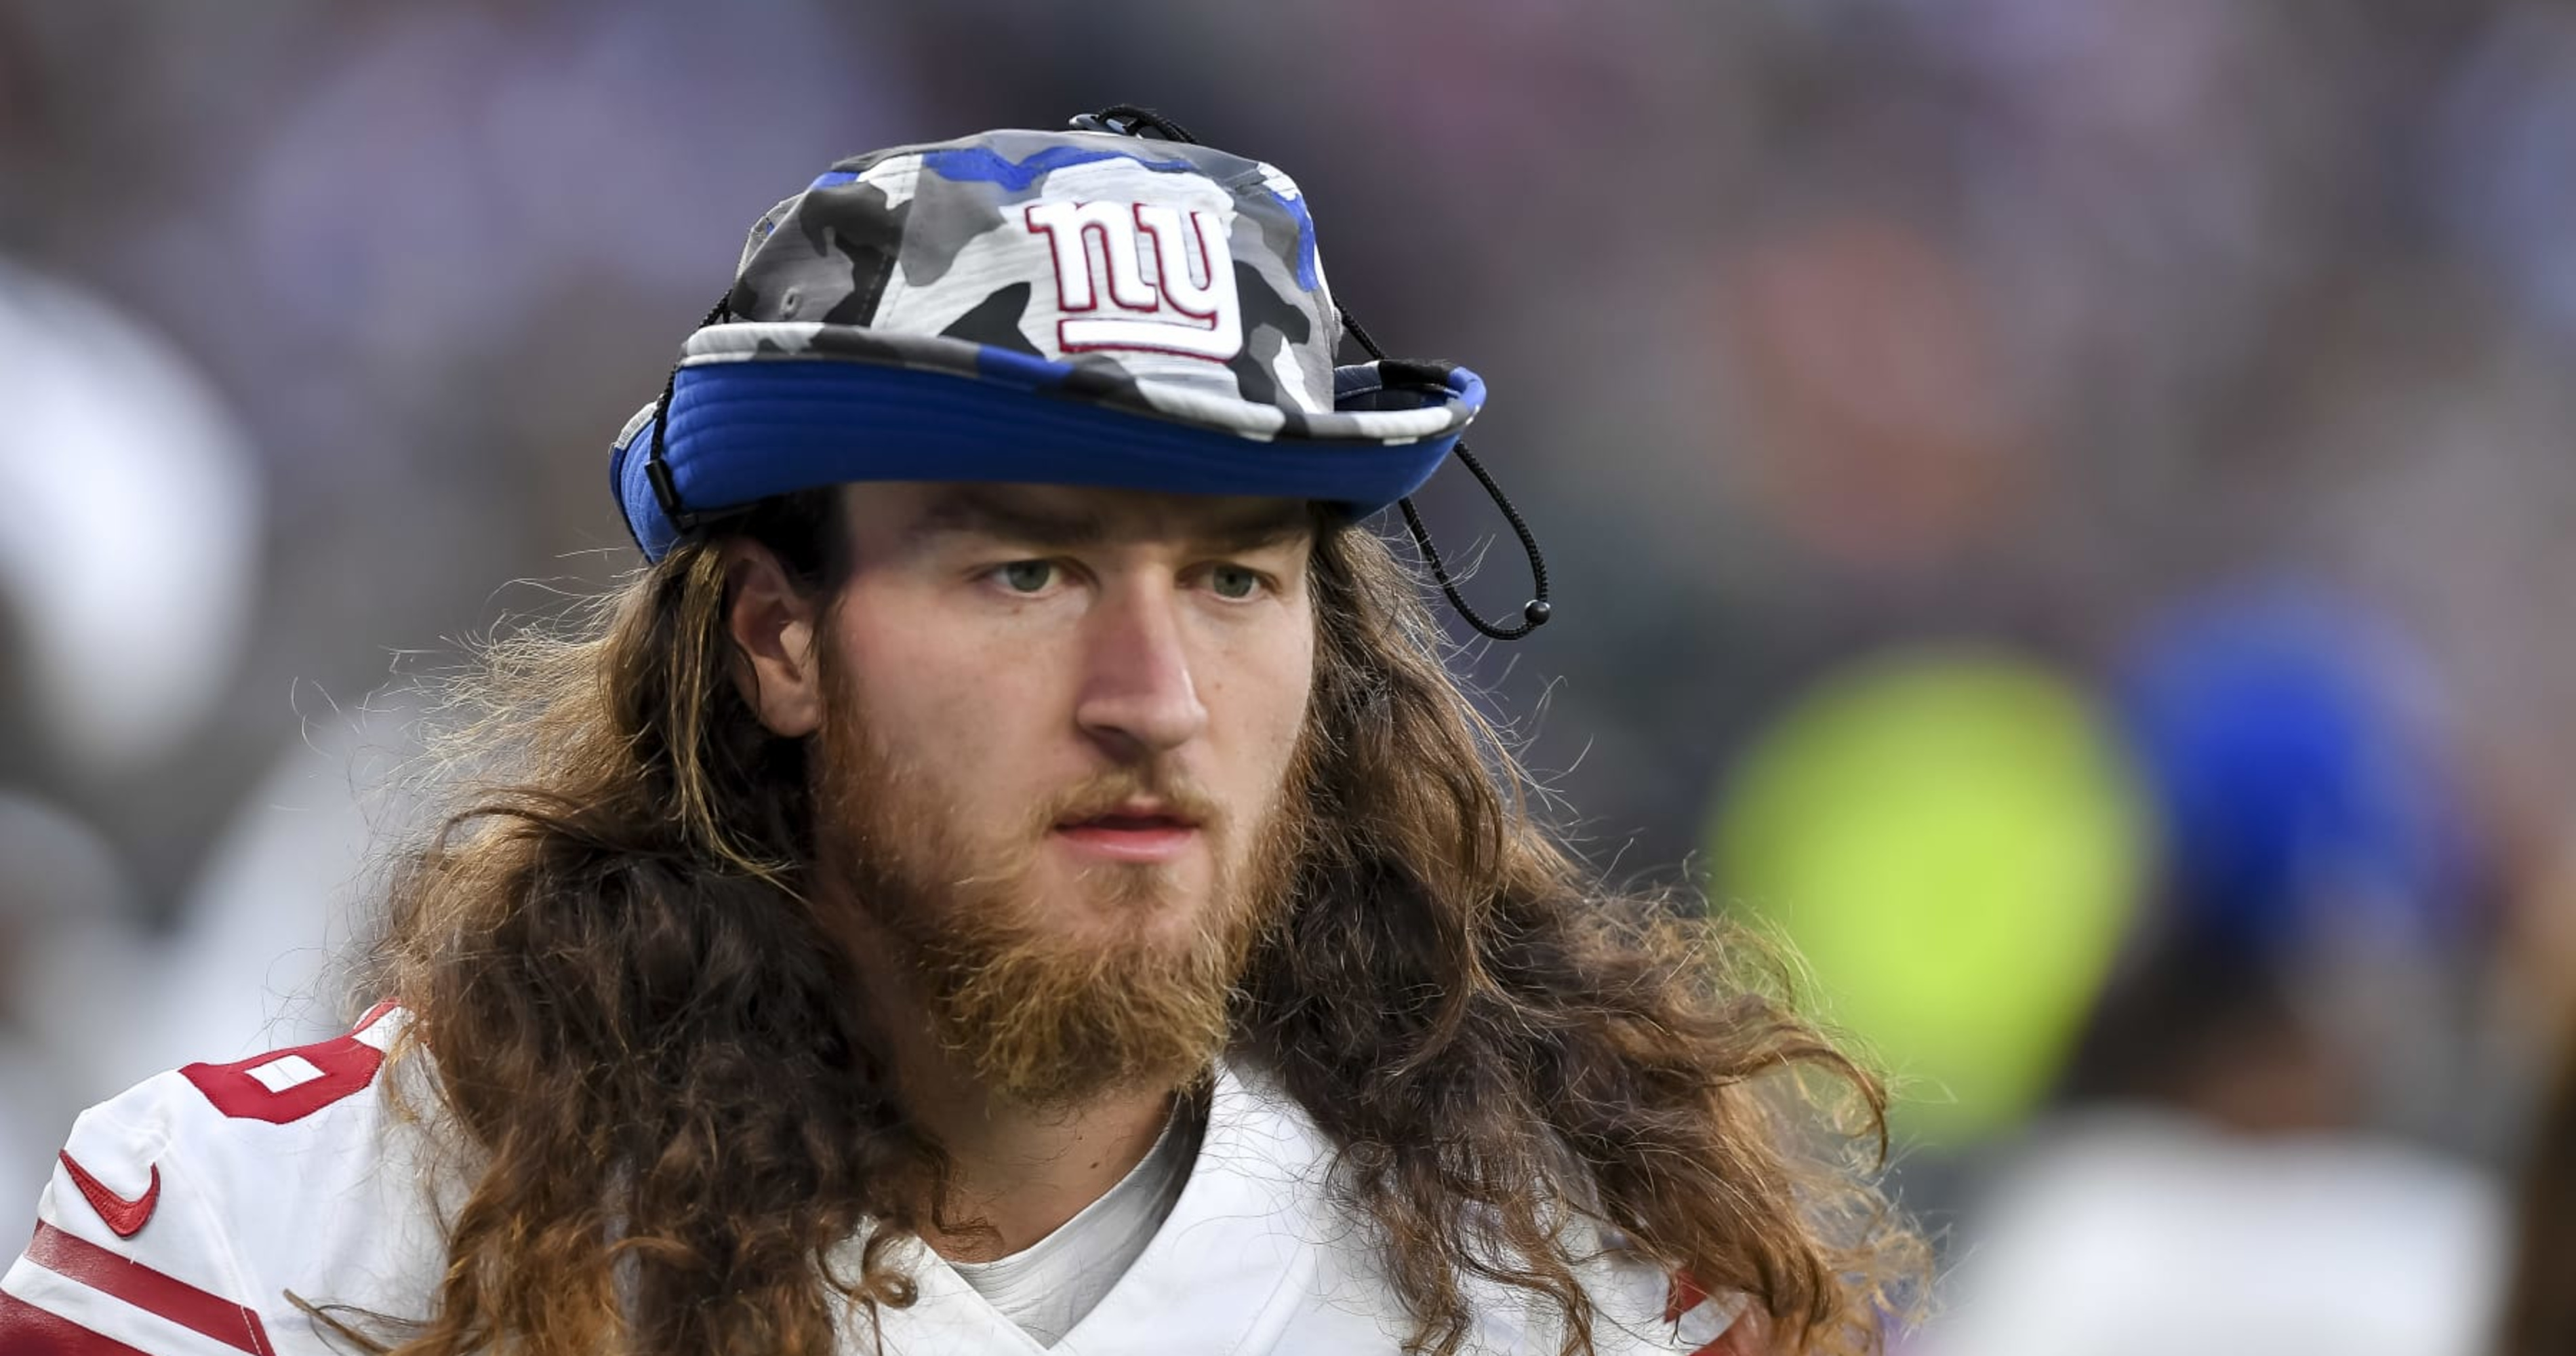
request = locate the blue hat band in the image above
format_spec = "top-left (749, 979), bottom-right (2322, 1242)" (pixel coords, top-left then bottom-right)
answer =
top-left (612, 357), bottom-right (1476, 560)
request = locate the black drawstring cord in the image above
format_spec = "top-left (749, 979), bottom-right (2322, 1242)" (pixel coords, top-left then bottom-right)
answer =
top-left (1072, 104), bottom-right (1552, 640)
top-left (645, 294), bottom-right (737, 530)
top-left (1338, 312), bottom-right (1552, 639)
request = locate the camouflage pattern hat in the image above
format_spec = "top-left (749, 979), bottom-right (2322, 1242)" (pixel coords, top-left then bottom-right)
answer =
top-left (611, 128), bottom-right (1487, 560)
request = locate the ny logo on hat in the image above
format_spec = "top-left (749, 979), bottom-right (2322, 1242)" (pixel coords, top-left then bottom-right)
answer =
top-left (1023, 201), bottom-right (1243, 362)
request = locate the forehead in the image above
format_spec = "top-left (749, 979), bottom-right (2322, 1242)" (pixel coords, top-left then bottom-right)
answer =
top-left (842, 482), bottom-right (1319, 550)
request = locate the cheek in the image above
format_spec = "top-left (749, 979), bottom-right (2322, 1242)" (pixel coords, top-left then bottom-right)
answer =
top-left (1213, 621), bottom-right (1316, 802)
top-left (828, 590), bottom-right (1065, 805)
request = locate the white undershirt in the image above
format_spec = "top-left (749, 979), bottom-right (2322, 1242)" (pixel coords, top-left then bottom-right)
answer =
top-left (945, 1097), bottom-right (1204, 1347)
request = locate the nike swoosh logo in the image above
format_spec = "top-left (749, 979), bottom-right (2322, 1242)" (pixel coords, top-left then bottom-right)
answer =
top-left (58, 1151), bottom-right (160, 1238)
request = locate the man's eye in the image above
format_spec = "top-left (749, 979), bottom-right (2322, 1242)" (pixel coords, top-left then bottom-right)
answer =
top-left (995, 560), bottom-right (1057, 594)
top-left (1209, 565), bottom-right (1265, 601)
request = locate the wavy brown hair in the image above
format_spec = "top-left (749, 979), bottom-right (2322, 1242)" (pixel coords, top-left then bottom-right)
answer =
top-left (352, 490), bottom-right (1924, 1356)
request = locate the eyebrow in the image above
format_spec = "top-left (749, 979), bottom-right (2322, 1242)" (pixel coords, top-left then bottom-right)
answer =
top-left (907, 488), bottom-right (1315, 554)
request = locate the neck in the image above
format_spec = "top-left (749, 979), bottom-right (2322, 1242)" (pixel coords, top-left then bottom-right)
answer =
top-left (894, 1047), bottom-right (1178, 1262)
top-left (825, 888), bottom-right (1182, 1262)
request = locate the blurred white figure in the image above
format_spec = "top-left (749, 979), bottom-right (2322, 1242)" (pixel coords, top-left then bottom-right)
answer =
top-left (0, 258), bottom-right (261, 776)
top-left (1914, 1109), bottom-right (2502, 1356)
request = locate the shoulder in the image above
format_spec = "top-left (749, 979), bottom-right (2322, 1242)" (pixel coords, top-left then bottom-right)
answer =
top-left (1441, 1232), bottom-right (1754, 1355)
top-left (1, 1003), bottom-right (456, 1355)
top-left (1208, 1069), bottom-right (1755, 1355)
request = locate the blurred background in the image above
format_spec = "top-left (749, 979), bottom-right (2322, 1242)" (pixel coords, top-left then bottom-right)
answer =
top-left (3, 1), bottom-right (2569, 1350)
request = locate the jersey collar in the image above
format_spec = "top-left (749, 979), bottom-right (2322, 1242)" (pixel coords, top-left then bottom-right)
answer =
top-left (853, 1062), bottom-right (1337, 1356)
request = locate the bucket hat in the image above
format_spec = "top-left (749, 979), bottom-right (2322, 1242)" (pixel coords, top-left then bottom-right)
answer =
top-left (610, 127), bottom-right (1485, 563)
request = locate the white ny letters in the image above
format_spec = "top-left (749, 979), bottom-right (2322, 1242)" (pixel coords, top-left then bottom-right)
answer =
top-left (1023, 200), bottom-right (1244, 361)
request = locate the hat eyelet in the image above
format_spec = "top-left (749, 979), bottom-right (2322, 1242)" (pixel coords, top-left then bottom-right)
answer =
top-left (778, 287), bottom-right (801, 317)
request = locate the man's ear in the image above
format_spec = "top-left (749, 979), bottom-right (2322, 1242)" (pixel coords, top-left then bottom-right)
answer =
top-left (719, 538), bottom-right (825, 738)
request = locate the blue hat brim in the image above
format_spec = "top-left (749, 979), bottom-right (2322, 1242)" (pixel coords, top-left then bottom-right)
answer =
top-left (611, 355), bottom-right (1481, 561)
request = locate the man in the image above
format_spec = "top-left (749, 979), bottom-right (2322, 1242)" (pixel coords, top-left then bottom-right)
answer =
top-left (1, 120), bottom-right (1920, 1355)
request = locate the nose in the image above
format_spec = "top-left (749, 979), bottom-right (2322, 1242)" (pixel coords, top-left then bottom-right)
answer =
top-left (1072, 576), bottom-right (1209, 759)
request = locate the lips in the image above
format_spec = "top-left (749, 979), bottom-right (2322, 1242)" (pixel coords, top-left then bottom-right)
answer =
top-left (1055, 800), bottom-right (1202, 833)
top-left (1071, 812), bottom-right (1194, 831)
top-left (1052, 801), bottom-right (1203, 862)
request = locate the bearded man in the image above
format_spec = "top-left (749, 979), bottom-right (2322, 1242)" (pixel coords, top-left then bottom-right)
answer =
top-left (1, 117), bottom-right (1920, 1356)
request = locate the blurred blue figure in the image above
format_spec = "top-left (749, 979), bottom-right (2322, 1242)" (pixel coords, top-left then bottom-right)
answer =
top-left (1912, 581), bottom-right (2505, 1356)
top-left (2118, 580), bottom-right (2475, 960)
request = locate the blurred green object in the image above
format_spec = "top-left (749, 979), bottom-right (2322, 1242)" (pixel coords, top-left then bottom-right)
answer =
top-left (1708, 649), bottom-right (2150, 1148)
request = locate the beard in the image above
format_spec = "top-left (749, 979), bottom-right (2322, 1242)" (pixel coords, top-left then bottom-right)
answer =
top-left (809, 686), bottom-right (1308, 1109)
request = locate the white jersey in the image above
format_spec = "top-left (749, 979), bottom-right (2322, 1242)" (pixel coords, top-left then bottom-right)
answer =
top-left (3, 1005), bottom-right (1746, 1355)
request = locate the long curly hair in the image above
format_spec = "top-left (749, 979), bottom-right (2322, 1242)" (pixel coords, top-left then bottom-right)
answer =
top-left (352, 491), bottom-right (1925, 1356)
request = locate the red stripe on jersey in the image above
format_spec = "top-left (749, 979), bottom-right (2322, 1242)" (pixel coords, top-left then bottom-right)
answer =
top-left (179, 1030), bottom-right (385, 1125)
top-left (25, 1222), bottom-right (275, 1356)
top-left (0, 1291), bottom-right (157, 1356)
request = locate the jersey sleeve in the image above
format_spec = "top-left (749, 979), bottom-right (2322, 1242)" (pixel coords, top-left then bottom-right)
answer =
top-left (0, 1003), bottom-right (408, 1356)
top-left (1, 1075), bottom-right (285, 1356)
